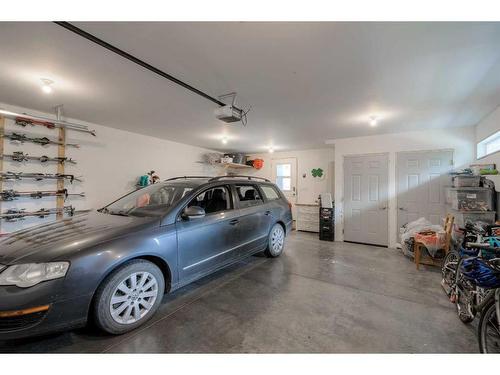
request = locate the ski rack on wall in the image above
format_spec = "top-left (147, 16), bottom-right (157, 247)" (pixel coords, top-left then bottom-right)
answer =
top-left (0, 115), bottom-right (5, 234)
top-left (0, 106), bottom-right (95, 234)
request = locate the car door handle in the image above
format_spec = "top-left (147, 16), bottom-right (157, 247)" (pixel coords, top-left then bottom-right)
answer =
top-left (229, 219), bottom-right (239, 225)
top-left (264, 210), bottom-right (272, 216)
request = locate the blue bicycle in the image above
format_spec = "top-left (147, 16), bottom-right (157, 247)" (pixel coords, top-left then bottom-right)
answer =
top-left (459, 257), bottom-right (500, 353)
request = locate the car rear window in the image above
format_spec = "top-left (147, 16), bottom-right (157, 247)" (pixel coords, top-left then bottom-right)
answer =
top-left (261, 185), bottom-right (280, 201)
top-left (235, 185), bottom-right (263, 208)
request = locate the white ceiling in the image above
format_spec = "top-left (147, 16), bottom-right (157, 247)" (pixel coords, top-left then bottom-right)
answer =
top-left (0, 22), bottom-right (500, 153)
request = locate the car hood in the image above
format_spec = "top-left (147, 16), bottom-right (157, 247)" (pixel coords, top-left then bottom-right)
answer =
top-left (0, 211), bottom-right (159, 265)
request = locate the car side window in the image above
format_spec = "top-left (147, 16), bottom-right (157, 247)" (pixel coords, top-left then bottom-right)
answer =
top-left (235, 184), bottom-right (263, 208)
top-left (188, 186), bottom-right (232, 215)
top-left (260, 185), bottom-right (280, 201)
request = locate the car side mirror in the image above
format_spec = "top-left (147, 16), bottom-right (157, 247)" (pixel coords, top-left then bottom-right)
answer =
top-left (182, 206), bottom-right (206, 220)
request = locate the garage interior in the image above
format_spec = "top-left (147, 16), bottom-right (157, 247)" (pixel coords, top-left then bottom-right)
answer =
top-left (0, 21), bottom-right (500, 354)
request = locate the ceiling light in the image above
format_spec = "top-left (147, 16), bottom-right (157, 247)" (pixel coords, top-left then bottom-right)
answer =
top-left (369, 116), bottom-right (378, 127)
top-left (41, 79), bottom-right (54, 94)
top-left (221, 136), bottom-right (228, 144)
top-left (269, 147), bottom-right (274, 153)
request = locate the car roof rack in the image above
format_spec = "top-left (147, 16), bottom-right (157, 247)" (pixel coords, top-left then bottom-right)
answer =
top-left (165, 176), bottom-right (212, 181)
top-left (209, 175), bottom-right (271, 182)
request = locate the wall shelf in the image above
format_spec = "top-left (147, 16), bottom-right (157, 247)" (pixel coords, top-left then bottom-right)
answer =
top-left (217, 162), bottom-right (253, 169)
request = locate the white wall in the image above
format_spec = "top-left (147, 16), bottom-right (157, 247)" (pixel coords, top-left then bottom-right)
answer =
top-left (247, 148), bottom-right (335, 205)
top-left (475, 105), bottom-right (500, 167)
top-left (0, 102), bottom-right (218, 234)
top-left (330, 126), bottom-right (476, 247)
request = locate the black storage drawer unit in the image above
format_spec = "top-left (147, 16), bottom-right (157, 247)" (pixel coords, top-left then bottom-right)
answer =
top-left (319, 206), bottom-right (334, 241)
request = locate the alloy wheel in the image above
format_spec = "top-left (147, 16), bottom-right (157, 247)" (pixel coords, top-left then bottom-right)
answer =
top-left (109, 272), bottom-right (159, 325)
top-left (271, 226), bottom-right (285, 254)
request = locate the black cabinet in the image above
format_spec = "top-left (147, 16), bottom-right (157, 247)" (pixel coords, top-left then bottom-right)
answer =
top-left (319, 206), bottom-right (334, 241)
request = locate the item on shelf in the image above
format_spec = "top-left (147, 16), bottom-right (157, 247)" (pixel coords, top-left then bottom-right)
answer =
top-left (0, 189), bottom-right (85, 201)
top-left (247, 158), bottom-right (264, 170)
top-left (480, 169), bottom-right (498, 175)
top-left (202, 153), bottom-right (223, 166)
top-left (0, 171), bottom-right (82, 183)
top-left (137, 170), bottom-right (159, 188)
top-left (231, 153), bottom-right (247, 165)
top-left (446, 187), bottom-right (494, 212)
top-left (1, 151), bottom-right (76, 165)
top-left (446, 208), bottom-right (496, 227)
top-left (0, 108), bottom-right (96, 136)
top-left (452, 175), bottom-right (481, 188)
top-left (221, 154), bottom-right (234, 164)
top-left (450, 168), bottom-right (474, 176)
top-left (0, 205), bottom-right (77, 222)
top-left (1, 132), bottom-right (80, 148)
top-left (470, 163), bottom-right (496, 175)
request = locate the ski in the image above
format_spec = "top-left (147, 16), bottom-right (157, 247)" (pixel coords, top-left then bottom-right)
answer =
top-left (1, 151), bottom-right (76, 165)
top-left (1, 132), bottom-right (80, 148)
top-left (0, 109), bottom-right (96, 136)
top-left (0, 189), bottom-right (85, 201)
top-left (0, 172), bottom-right (83, 183)
top-left (0, 205), bottom-right (76, 222)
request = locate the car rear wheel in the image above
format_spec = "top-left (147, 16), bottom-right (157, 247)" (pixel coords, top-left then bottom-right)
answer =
top-left (93, 259), bottom-right (165, 335)
top-left (265, 223), bottom-right (285, 258)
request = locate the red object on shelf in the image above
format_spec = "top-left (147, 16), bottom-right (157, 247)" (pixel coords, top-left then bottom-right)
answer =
top-left (252, 159), bottom-right (264, 170)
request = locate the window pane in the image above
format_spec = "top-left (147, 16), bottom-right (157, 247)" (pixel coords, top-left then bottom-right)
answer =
top-left (276, 177), bottom-right (291, 191)
top-left (477, 130), bottom-right (500, 158)
top-left (236, 185), bottom-right (263, 207)
top-left (276, 164), bottom-right (291, 177)
top-left (261, 186), bottom-right (280, 200)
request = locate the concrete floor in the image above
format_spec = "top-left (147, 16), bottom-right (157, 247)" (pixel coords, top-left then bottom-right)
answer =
top-left (0, 231), bottom-right (478, 353)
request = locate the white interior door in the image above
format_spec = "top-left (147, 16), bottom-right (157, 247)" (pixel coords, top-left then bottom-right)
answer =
top-left (272, 158), bottom-right (297, 218)
top-left (344, 154), bottom-right (389, 246)
top-left (397, 150), bottom-right (453, 232)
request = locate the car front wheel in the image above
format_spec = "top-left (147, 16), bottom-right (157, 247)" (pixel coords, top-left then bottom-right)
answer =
top-left (93, 259), bottom-right (165, 335)
top-left (265, 223), bottom-right (285, 257)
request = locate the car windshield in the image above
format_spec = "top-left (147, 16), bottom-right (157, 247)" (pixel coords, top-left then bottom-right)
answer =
top-left (101, 183), bottom-right (194, 217)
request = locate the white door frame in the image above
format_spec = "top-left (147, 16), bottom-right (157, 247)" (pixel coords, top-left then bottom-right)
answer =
top-left (342, 152), bottom-right (390, 246)
top-left (271, 157), bottom-right (298, 216)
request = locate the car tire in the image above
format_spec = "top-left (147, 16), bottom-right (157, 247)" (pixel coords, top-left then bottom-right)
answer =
top-left (265, 223), bottom-right (286, 258)
top-left (93, 259), bottom-right (165, 335)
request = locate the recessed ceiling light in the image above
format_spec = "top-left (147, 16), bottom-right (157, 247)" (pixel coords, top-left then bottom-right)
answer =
top-left (221, 136), bottom-right (228, 144)
top-left (369, 116), bottom-right (378, 127)
top-left (41, 78), bottom-right (54, 94)
top-left (269, 147), bottom-right (274, 153)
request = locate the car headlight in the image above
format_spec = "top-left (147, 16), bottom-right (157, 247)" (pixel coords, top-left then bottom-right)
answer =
top-left (0, 262), bottom-right (69, 288)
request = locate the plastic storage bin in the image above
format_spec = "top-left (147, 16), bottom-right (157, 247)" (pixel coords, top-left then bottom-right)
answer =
top-left (446, 187), bottom-right (494, 211)
top-left (447, 208), bottom-right (496, 227)
top-left (452, 175), bottom-right (481, 187)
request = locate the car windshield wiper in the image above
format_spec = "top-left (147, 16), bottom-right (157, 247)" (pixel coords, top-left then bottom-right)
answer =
top-left (107, 210), bottom-right (130, 217)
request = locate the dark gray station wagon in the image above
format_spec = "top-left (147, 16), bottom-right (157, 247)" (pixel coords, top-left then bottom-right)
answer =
top-left (0, 176), bottom-right (292, 339)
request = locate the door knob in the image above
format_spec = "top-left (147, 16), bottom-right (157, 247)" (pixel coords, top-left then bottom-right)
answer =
top-left (380, 207), bottom-right (388, 210)
top-left (399, 207), bottom-right (407, 211)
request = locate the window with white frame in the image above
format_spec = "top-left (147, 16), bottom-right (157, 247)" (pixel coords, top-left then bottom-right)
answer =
top-left (276, 163), bottom-right (291, 191)
top-left (477, 130), bottom-right (500, 159)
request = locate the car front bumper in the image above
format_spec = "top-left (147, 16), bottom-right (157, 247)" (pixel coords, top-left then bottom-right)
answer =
top-left (0, 279), bottom-right (92, 341)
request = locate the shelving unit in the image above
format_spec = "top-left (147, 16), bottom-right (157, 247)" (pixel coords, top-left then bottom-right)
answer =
top-left (217, 162), bottom-right (253, 169)
top-left (445, 184), bottom-right (496, 226)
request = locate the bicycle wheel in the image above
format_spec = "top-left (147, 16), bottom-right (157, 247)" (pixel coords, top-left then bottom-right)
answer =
top-left (442, 250), bottom-right (459, 294)
top-left (478, 300), bottom-right (500, 353)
